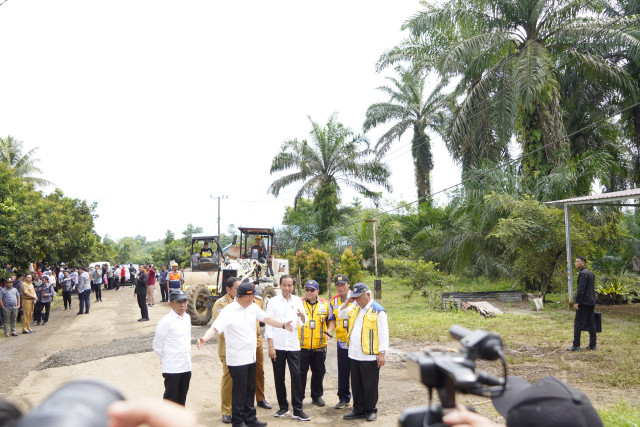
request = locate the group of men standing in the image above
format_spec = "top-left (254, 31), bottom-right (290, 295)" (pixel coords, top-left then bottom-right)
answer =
top-left (152, 272), bottom-right (389, 427)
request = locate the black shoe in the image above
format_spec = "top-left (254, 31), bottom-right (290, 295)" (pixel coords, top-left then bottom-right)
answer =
top-left (257, 400), bottom-right (272, 409)
top-left (274, 409), bottom-right (289, 418)
top-left (221, 415), bottom-right (231, 424)
top-left (77, 312), bottom-right (82, 315)
top-left (137, 318), bottom-right (146, 322)
top-left (366, 412), bottom-right (377, 422)
top-left (566, 346), bottom-right (581, 352)
top-left (246, 421), bottom-right (267, 427)
top-left (42, 322), bottom-right (47, 325)
top-left (586, 346), bottom-right (597, 350)
top-left (312, 397), bottom-right (325, 407)
top-left (292, 411), bottom-right (310, 421)
top-left (343, 411), bottom-right (366, 420)
top-left (335, 401), bottom-right (350, 409)
top-left (36, 322), bottom-right (41, 325)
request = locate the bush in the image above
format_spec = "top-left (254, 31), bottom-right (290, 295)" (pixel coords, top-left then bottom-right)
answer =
top-left (337, 246), bottom-right (363, 284)
top-left (383, 258), bottom-right (455, 308)
top-left (293, 248), bottom-right (333, 292)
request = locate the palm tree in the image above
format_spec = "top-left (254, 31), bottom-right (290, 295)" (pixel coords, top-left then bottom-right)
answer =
top-left (363, 67), bottom-right (450, 204)
top-left (269, 114), bottom-right (391, 242)
top-left (0, 135), bottom-right (52, 187)
top-left (386, 0), bottom-right (640, 190)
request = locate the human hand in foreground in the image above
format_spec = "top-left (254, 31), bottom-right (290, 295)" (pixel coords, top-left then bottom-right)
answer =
top-left (284, 320), bottom-right (294, 332)
top-left (108, 398), bottom-right (205, 427)
top-left (197, 337), bottom-right (206, 349)
top-left (442, 405), bottom-right (504, 427)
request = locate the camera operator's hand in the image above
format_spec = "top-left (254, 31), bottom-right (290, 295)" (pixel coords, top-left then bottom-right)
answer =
top-left (108, 398), bottom-right (204, 427)
top-left (442, 405), bottom-right (504, 427)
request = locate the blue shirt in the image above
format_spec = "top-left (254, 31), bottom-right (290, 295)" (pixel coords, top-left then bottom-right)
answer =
top-left (0, 287), bottom-right (20, 310)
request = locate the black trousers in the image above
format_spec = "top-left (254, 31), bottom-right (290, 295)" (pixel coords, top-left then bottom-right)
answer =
top-left (34, 301), bottom-right (43, 322)
top-left (350, 359), bottom-right (379, 416)
top-left (300, 348), bottom-right (326, 400)
top-left (573, 304), bottom-right (597, 348)
top-left (228, 363), bottom-right (258, 427)
top-left (62, 291), bottom-right (72, 308)
top-left (137, 293), bottom-right (149, 319)
top-left (162, 371), bottom-right (191, 406)
top-left (92, 283), bottom-right (102, 301)
top-left (337, 345), bottom-right (351, 402)
top-left (272, 350), bottom-right (303, 413)
top-left (160, 282), bottom-right (168, 301)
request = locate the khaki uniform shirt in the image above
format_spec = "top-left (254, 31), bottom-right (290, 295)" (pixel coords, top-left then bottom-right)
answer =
top-left (212, 293), bottom-right (234, 357)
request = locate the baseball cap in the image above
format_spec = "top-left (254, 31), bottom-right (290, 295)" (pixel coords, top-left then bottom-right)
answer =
top-left (350, 283), bottom-right (369, 297)
top-left (492, 376), bottom-right (603, 427)
top-left (334, 274), bottom-right (348, 285)
top-left (304, 279), bottom-right (319, 290)
top-left (237, 282), bottom-right (255, 296)
top-left (169, 290), bottom-right (188, 302)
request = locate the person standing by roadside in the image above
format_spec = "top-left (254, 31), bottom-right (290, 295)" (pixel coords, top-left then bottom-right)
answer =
top-left (21, 274), bottom-right (37, 334)
top-left (152, 289), bottom-right (192, 406)
top-left (338, 283), bottom-right (389, 422)
top-left (135, 265), bottom-right (149, 322)
top-left (128, 263), bottom-right (136, 287)
top-left (106, 264), bottom-right (114, 290)
top-left (77, 266), bottom-right (92, 314)
top-left (158, 265), bottom-right (169, 303)
top-left (327, 274), bottom-right (352, 409)
top-left (147, 264), bottom-right (156, 307)
top-left (14, 274), bottom-right (23, 323)
top-left (212, 277), bottom-right (240, 424)
top-left (92, 265), bottom-right (103, 302)
top-left (567, 256), bottom-right (597, 351)
top-left (33, 276), bottom-right (44, 325)
top-left (265, 275), bottom-right (309, 421)
top-left (61, 270), bottom-right (74, 310)
top-left (1, 278), bottom-right (20, 337)
top-left (298, 279), bottom-right (331, 407)
top-left (168, 263), bottom-right (183, 291)
top-left (198, 282), bottom-right (295, 427)
top-left (38, 275), bottom-right (55, 325)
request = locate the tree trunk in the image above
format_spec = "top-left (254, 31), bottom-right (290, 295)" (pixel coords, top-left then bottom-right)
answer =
top-left (412, 125), bottom-right (432, 205)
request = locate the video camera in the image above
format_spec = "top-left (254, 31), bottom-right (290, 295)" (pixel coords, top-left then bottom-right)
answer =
top-left (399, 325), bottom-right (507, 427)
top-left (2, 378), bottom-right (123, 427)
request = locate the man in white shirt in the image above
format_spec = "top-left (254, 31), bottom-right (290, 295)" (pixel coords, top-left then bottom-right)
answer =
top-left (198, 282), bottom-right (294, 427)
top-left (338, 283), bottom-right (389, 422)
top-left (264, 275), bottom-right (309, 421)
top-left (152, 290), bottom-right (192, 406)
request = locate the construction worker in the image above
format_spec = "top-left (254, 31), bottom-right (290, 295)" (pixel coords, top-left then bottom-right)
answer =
top-left (198, 242), bottom-right (213, 259)
top-left (327, 274), bottom-right (352, 409)
top-left (299, 279), bottom-right (332, 407)
top-left (168, 263), bottom-right (183, 291)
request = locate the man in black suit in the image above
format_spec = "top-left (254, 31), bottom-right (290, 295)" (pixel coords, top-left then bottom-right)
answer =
top-left (567, 256), bottom-right (597, 351)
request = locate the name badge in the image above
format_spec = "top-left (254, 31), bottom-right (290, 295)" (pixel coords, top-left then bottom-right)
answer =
top-left (343, 320), bottom-right (348, 328)
top-left (309, 320), bottom-right (316, 330)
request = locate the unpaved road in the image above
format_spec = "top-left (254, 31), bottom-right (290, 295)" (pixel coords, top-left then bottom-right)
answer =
top-left (0, 288), bottom-right (432, 426)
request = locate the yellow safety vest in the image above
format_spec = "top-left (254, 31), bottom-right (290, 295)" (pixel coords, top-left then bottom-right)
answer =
top-left (346, 301), bottom-right (385, 355)
top-left (298, 298), bottom-right (330, 350)
top-left (331, 294), bottom-right (351, 343)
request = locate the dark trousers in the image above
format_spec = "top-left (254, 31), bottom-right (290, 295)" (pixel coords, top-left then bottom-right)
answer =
top-left (62, 291), bottom-right (72, 308)
top-left (300, 348), bottom-right (326, 400)
top-left (162, 371), bottom-right (191, 406)
top-left (121, 277), bottom-right (126, 288)
top-left (350, 359), bottom-right (379, 416)
top-left (137, 293), bottom-right (149, 319)
top-left (272, 350), bottom-right (303, 413)
top-left (160, 282), bottom-right (168, 301)
top-left (40, 302), bottom-right (50, 322)
top-left (92, 283), bottom-right (102, 301)
top-left (78, 290), bottom-right (90, 314)
top-left (573, 304), bottom-right (597, 348)
top-left (34, 301), bottom-right (43, 323)
top-left (337, 345), bottom-right (351, 402)
top-left (228, 363), bottom-right (258, 427)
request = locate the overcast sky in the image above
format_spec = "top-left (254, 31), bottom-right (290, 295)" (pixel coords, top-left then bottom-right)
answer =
top-left (0, 0), bottom-right (460, 241)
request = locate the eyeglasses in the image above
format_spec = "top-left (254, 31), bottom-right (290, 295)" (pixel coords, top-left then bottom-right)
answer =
top-left (305, 288), bottom-right (317, 292)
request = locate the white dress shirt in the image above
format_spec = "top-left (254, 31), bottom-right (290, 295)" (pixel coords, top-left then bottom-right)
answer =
top-left (212, 300), bottom-right (266, 366)
top-left (339, 300), bottom-right (389, 362)
top-left (152, 309), bottom-right (192, 373)
top-left (264, 294), bottom-right (306, 351)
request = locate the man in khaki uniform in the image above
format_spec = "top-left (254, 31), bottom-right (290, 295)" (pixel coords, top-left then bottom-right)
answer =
top-left (212, 277), bottom-right (239, 424)
top-left (252, 283), bottom-right (271, 410)
top-left (21, 274), bottom-right (37, 334)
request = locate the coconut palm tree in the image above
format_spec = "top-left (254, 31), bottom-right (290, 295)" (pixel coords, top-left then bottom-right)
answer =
top-left (363, 67), bottom-right (450, 204)
top-left (385, 0), bottom-right (640, 190)
top-left (269, 114), bottom-right (391, 242)
top-left (0, 135), bottom-right (52, 187)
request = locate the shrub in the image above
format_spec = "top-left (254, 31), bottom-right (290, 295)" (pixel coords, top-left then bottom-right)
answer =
top-left (292, 248), bottom-right (333, 292)
top-left (337, 246), bottom-right (363, 284)
top-left (384, 258), bottom-right (455, 309)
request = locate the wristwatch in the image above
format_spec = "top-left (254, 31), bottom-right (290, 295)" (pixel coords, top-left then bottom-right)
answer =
top-left (282, 322), bottom-right (285, 329)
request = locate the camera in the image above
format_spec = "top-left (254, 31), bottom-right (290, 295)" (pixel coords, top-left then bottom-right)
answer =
top-left (399, 325), bottom-right (507, 427)
top-left (4, 378), bottom-right (124, 427)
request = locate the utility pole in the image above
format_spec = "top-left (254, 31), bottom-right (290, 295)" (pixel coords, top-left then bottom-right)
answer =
top-left (365, 219), bottom-right (381, 301)
top-left (210, 195), bottom-right (228, 237)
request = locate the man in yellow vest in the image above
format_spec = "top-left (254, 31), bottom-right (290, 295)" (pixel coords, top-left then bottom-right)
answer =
top-left (326, 274), bottom-right (352, 409)
top-left (168, 263), bottom-right (183, 291)
top-left (298, 279), bottom-right (332, 407)
top-left (338, 283), bottom-right (389, 422)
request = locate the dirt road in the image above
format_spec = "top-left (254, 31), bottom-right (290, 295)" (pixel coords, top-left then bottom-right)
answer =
top-left (0, 288), bottom-right (432, 426)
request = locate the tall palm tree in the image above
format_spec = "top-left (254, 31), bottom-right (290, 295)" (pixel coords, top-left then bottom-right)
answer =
top-left (385, 0), bottom-right (640, 191)
top-left (363, 67), bottom-right (450, 204)
top-left (269, 114), bottom-right (391, 242)
top-left (0, 135), bottom-right (52, 187)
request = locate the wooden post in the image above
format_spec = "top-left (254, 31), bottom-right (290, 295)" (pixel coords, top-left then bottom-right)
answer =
top-left (297, 269), bottom-right (302, 296)
top-left (327, 258), bottom-right (332, 300)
